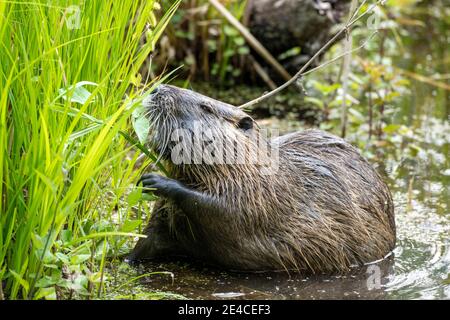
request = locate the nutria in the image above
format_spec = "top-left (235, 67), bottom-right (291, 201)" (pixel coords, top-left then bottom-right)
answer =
top-left (127, 84), bottom-right (396, 273)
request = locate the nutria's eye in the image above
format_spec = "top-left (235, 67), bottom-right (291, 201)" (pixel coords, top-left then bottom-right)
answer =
top-left (237, 116), bottom-right (253, 131)
top-left (200, 103), bottom-right (214, 113)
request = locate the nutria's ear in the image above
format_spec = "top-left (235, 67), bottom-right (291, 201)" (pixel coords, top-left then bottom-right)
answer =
top-left (237, 116), bottom-right (253, 131)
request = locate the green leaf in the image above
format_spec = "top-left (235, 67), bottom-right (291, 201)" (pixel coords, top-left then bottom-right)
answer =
top-left (223, 25), bottom-right (238, 36)
top-left (41, 250), bottom-right (57, 264)
top-left (121, 219), bottom-right (142, 233)
top-left (278, 47), bottom-right (301, 60)
top-left (55, 252), bottom-right (70, 265)
top-left (408, 144), bottom-right (422, 157)
top-left (142, 192), bottom-right (158, 201)
top-left (127, 189), bottom-right (142, 206)
top-left (35, 287), bottom-right (57, 300)
top-left (383, 124), bottom-right (401, 134)
top-left (131, 103), bottom-right (150, 144)
top-left (237, 46), bottom-right (249, 55)
top-left (70, 275), bottom-right (90, 295)
top-left (304, 97), bottom-right (325, 109)
top-left (61, 230), bottom-right (73, 244)
top-left (233, 37), bottom-right (245, 46)
top-left (58, 81), bottom-right (98, 105)
top-left (31, 233), bottom-right (44, 249)
top-left (36, 275), bottom-right (59, 288)
top-left (10, 270), bottom-right (30, 293)
top-left (70, 254), bottom-right (91, 265)
top-left (133, 116), bottom-right (150, 145)
top-left (224, 48), bottom-right (235, 57)
top-left (313, 81), bottom-right (341, 95)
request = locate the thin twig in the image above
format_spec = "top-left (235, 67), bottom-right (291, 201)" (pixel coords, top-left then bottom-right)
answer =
top-left (239, 0), bottom-right (384, 109)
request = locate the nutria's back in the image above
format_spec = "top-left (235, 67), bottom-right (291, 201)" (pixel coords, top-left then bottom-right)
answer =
top-left (128, 85), bottom-right (396, 273)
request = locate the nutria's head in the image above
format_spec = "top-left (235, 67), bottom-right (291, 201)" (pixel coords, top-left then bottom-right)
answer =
top-left (143, 85), bottom-right (272, 169)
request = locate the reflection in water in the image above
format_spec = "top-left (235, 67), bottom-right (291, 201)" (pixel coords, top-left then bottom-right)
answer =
top-left (129, 257), bottom-right (395, 300)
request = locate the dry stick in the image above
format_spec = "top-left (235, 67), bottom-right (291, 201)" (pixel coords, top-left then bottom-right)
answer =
top-left (239, 0), bottom-right (383, 110)
top-left (341, 0), bottom-right (359, 138)
top-left (208, 0), bottom-right (292, 82)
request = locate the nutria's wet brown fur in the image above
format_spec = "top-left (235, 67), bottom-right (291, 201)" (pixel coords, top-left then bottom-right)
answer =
top-left (128, 85), bottom-right (396, 273)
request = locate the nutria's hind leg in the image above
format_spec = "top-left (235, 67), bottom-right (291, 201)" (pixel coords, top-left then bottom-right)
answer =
top-left (126, 201), bottom-right (183, 264)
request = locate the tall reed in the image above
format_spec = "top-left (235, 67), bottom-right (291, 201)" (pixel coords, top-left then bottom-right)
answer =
top-left (0, 0), bottom-right (178, 299)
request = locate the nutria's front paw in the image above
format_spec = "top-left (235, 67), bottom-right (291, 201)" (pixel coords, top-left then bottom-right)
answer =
top-left (138, 173), bottom-right (181, 198)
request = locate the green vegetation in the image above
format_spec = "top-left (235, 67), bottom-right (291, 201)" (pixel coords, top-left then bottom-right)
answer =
top-left (0, 0), bottom-right (179, 299)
